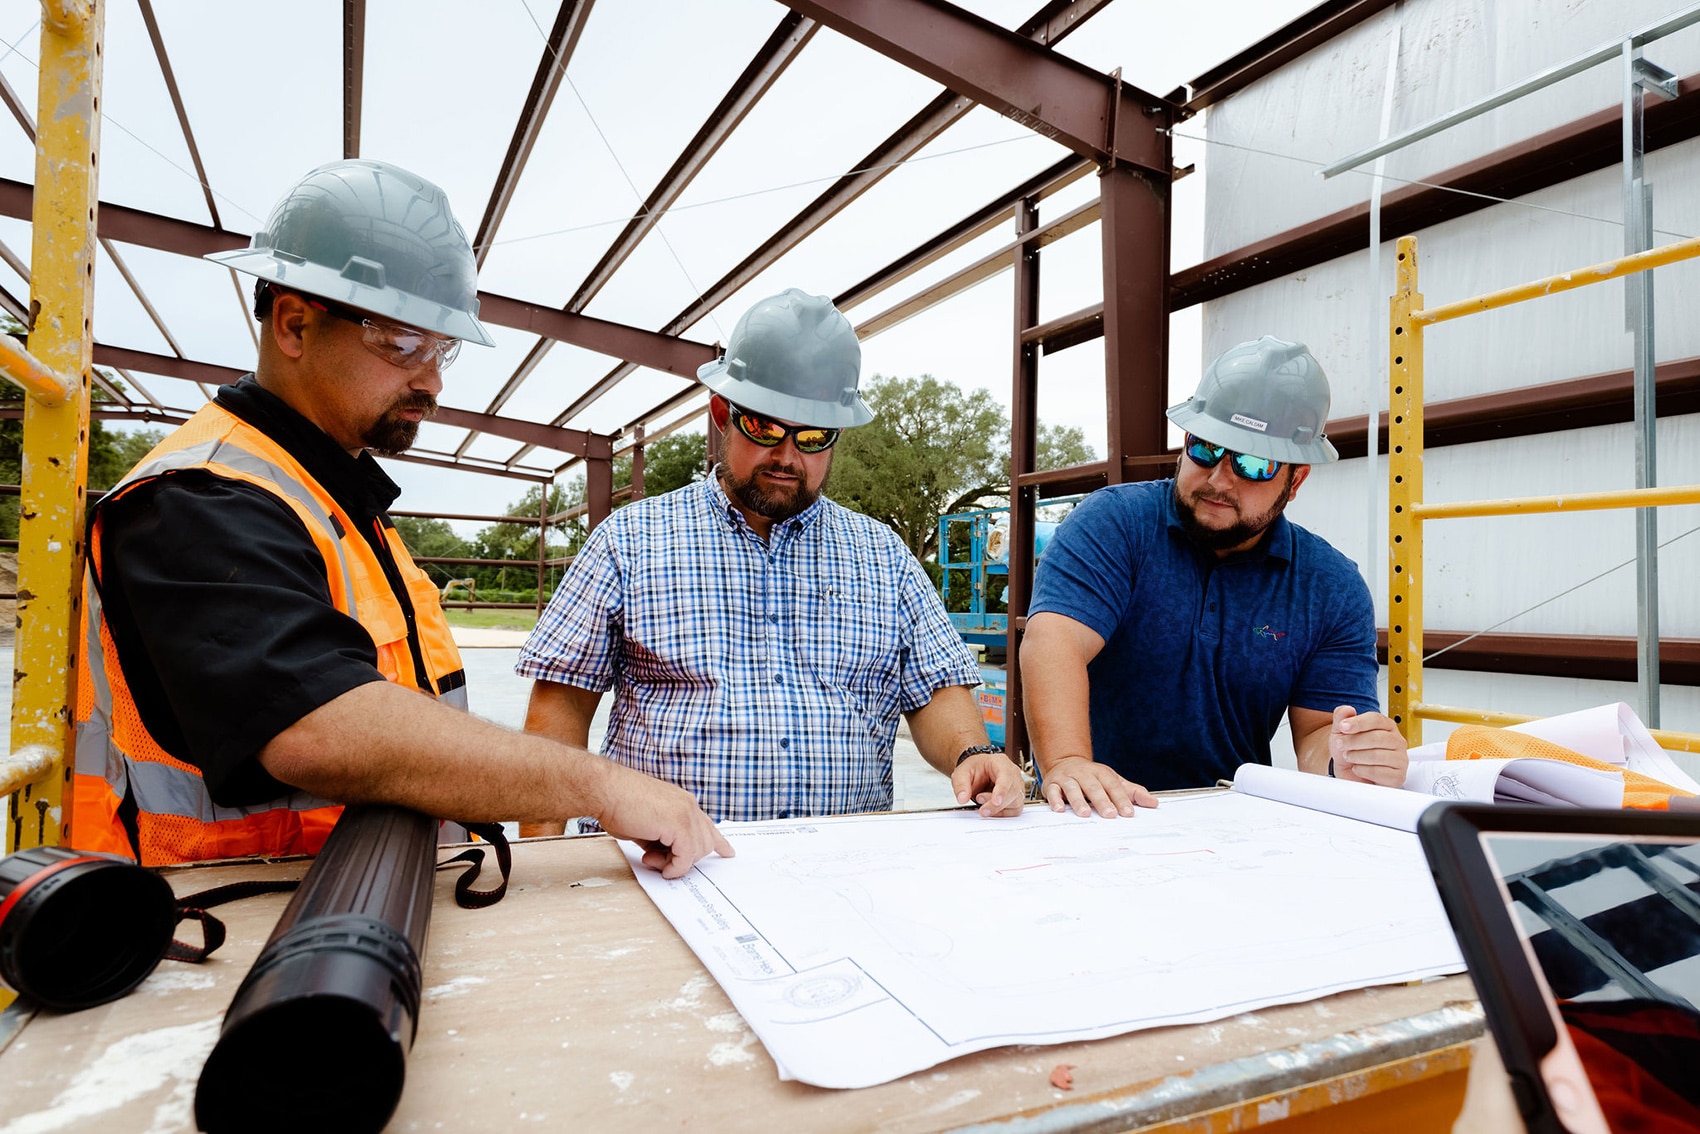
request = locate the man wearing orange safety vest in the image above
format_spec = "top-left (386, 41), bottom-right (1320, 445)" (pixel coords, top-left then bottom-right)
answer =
top-left (72, 160), bottom-right (732, 876)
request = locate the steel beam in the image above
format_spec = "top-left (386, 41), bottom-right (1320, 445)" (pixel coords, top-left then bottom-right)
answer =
top-left (472, 0), bottom-right (594, 269)
top-left (138, 0), bottom-right (222, 227)
top-left (567, 10), bottom-right (815, 310)
top-left (524, 0), bottom-right (1118, 459)
top-left (1171, 70), bottom-right (1700, 311)
top-left (87, 345), bottom-right (611, 457)
top-left (1099, 163), bottom-right (1170, 484)
top-left (475, 292), bottom-right (715, 377)
top-left (343, 0), bottom-right (364, 159)
top-left (834, 154), bottom-right (1091, 314)
top-left (788, 0), bottom-right (1170, 172)
top-left (1185, 0), bottom-right (1400, 112)
top-left (1376, 631), bottom-right (1700, 687)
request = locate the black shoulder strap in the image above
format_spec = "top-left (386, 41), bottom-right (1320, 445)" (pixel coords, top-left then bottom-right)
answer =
top-left (165, 823), bottom-right (516, 963)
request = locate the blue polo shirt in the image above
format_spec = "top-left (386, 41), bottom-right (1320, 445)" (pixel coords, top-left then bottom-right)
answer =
top-left (1028, 480), bottom-right (1379, 790)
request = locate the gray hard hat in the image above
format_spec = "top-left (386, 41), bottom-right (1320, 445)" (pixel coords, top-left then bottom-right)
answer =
top-left (697, 289), bottom-right (872, 428)
top-left (1166, 336), bottom-right (1338, 464)
top-left (206, 159), bottom-right (494, 347)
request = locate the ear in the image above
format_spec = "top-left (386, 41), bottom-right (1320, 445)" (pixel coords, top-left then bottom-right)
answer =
top-left (1286, 463), bottom-right (1311, 499)
top-left (708, 394), bottom-right (730, 433)
top-left (268, 290), bottom-right (313, 360)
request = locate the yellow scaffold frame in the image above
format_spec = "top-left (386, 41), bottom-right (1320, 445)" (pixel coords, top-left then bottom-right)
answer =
top-left (1387, 233), bottom-right (1700, 753)
top-left (0, 1), bottom-right (104, 850)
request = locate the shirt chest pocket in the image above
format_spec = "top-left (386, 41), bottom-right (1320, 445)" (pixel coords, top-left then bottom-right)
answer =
top-left (792, 580), bottom-right (903, 700)
top-left (622, 574), bottom-right (726, 686)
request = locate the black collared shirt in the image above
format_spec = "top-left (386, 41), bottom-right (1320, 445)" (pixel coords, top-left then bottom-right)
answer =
top-left (95, 377), bottom-right (409, 806)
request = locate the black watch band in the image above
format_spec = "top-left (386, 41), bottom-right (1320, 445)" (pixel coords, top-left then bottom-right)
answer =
top-left (955, 744), bottom-right (1003, 768)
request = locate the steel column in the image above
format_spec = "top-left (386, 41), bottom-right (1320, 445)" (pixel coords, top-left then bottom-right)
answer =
top-left (630, 426), bottom-right (645, 501)
top-left (585, 455), bottom-right (613, 534)
top-left (1099, 163), bottom-right (1171, 483)
top-left (1387, 237), bottom-right (1424, 746)
top-left (7, 0), bottom-right (104, 859)
top-left (1005, 198), bottom-right (1041, 771)
top-left (536, 482), bottom-right (549, 615)
top-left (1624, 42), bottom-right (1664, 726)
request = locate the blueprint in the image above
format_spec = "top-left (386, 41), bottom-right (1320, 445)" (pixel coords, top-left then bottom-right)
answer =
top-left (621, 792), bottom-right (1465, 1088)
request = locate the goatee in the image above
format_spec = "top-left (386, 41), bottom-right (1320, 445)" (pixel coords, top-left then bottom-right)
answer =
top-left (720, 455), bottom-right (830, 523)
top-left (365, 393), bottom-right (437, 456)
top-left (1172, 465), bottom-right (1294, 552)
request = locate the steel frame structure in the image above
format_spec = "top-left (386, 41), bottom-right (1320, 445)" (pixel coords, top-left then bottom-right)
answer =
top-left (6, 0), bottom-right (1698, 865)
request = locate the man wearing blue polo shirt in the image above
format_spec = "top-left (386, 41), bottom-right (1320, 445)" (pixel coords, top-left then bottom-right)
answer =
top-left (1021, 337), bottom-right (1408, 817)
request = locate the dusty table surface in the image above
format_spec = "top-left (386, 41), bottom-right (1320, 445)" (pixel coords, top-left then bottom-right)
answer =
top-left (0, 831), bottom-right (1481, 1133)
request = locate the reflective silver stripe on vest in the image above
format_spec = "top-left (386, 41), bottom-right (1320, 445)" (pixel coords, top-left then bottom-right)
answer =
top-left (120, 437), bottom-right (359, 615)
top-left (125, 756), bottom-right (337, 823)
top-left (440, 685), bottom-right (468, 711)
top-left (74, 572), bottom-right (127, 795)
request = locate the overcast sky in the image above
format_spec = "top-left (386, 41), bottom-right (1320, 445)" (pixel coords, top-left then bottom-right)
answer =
top-left (0, 0), bottom-right (1320, 527)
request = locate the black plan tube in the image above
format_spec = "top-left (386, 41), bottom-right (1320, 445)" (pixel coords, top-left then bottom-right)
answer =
top-left (195, 805), bottom-right (437, 1134)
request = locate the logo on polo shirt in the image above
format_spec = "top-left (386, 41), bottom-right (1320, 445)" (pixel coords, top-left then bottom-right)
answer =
top-left (1252, 624), bottom-right (1287, 641)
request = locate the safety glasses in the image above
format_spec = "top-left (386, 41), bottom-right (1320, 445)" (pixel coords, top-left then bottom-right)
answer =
top-left (727, 402), bottom-right (840, 453)
top-left (283, 286), bottom-right (462, 371)
top-left (1183, 434), bottom-right (1282, 482)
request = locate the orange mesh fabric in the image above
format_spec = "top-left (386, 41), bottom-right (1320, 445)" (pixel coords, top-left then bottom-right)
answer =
top-left (1445, 725), bottom-right (1697, 810)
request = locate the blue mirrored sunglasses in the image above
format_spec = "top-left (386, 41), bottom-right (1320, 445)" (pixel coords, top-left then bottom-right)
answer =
top-left (1183, 434), bottom-right (1282, 482)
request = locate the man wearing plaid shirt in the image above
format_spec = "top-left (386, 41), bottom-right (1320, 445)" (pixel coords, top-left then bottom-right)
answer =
top-left (516, 290), bottom-right (1027, 827)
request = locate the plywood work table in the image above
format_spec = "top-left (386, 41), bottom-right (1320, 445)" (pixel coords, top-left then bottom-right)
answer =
top-left (0, 829), bottom-right (1482, 1133)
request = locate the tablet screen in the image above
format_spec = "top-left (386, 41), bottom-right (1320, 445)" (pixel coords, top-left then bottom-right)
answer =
top-left (1479, 831), bottom-right (1700, 1130)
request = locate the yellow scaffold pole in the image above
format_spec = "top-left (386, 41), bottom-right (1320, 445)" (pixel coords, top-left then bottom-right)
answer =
top-left (1387, 237), bottom-right (1423, 748)
top-left (3, 0), bottom-right (104, 869)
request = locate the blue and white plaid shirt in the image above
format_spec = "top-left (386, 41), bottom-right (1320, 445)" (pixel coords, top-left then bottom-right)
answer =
top-left (516, 473), bottom-right (981, 821)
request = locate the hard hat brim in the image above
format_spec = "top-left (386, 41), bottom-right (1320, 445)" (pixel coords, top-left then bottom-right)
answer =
top-left (206, 249), bottom-right (497, 348)
top-left (1166, 400), bottom-right (1338, 465)
top-left (697, 357), bottom-right (875, 429)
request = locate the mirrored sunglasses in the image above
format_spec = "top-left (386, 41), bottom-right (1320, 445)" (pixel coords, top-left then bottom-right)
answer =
top-left (727, 403), bottom-right (840, 453)
top-left (1184, 434), bottom-right (1282, 482)
top-left (298, 289), bottom-right (461, 371)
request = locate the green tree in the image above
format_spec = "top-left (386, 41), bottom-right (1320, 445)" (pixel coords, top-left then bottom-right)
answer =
top-left (831, 374), bottom-right (1006, 560)
top-left (392, 515), bottom-right (472, 590)
top-left (1036, 422), bottom-right (1095, 472)
top-left (619, 431), bottom-right (705, 498)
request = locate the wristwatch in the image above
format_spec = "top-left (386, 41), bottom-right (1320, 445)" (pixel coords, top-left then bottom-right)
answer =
top-left (955, 744), bottom-right (1004, 768)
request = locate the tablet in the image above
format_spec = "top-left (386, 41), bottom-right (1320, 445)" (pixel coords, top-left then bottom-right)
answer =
top-left (1418, 804), bottom-right (1700, 1134)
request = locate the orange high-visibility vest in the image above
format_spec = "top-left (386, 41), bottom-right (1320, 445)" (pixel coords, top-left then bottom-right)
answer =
top-left (71, 402), bottom-right (467, 865)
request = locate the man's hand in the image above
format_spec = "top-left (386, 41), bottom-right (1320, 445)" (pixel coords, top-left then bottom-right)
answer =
top-left (951, 751), bottom-right (1029, 817)
top-left (1327, 705), bottom-right (1409, 787)
top-left (1040, 755), bottom-right (1158, 818)
top-left (595, 765), bottom-right (735, 879)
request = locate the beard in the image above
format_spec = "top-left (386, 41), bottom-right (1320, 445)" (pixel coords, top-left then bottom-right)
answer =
top-left (1172, 461), bottom-right (1295, 552)
top-left (363, 392), bottom-right (437, 455)
top-left (720, 451), bottom-right (831, 523)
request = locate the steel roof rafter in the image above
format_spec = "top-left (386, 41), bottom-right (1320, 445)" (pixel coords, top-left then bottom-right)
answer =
top-left (506, 0), bottom-right (1118, 470)
top-left (344, 0), bottom-right (364, 159)
top-left (472, 0), bottom-right (594, 269)
top-left (87, 343), bottom-right (612, 460)
top-left (456, 8), bottom-right (816, 461)
top-left (137, 0), bottom-right (222, 228)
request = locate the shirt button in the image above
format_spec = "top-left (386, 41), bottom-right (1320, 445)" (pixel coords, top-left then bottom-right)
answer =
top-left (780, 738), bottom-right (790, 749)
top-left (774, 675), bottom-right (784, 684)
top-left (768, 614), bottom-right (779, 624)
